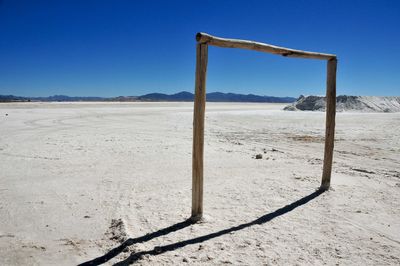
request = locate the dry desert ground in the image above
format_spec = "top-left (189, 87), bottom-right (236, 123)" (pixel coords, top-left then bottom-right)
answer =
top-left (0, 102), bottom-right (399, 265)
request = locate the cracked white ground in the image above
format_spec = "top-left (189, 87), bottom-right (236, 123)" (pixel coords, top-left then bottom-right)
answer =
top-left (0, 102), bottom-right (399, 265)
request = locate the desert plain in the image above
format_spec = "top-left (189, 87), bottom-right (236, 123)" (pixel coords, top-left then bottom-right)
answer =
top-left (0, 102), bottom-right (399, 265)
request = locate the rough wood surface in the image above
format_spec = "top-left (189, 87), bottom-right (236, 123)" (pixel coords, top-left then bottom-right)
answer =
top-left (192, 32), bottom-right (337, 212)
top-left (196, 32), bottom-right (336, 60)
top-left (321, 58), bottom-right (337, 190)
top-left (191, 43), bottom-right (208, 221)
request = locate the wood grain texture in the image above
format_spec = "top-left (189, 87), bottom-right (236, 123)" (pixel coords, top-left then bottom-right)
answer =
top-left (196, 32), bottom-right (336, 60)
top-left (191, 43), bottom-right (208, 221)
top-left (321, 58), bottom-right (337, 190)
top-left (192, 32), bottom-right (337, 213)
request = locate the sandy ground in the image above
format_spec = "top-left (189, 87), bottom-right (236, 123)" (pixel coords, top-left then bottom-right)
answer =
top-left (0, 102), bottom-right (399, 265)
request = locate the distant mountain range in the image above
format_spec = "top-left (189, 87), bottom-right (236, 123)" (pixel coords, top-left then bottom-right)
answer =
top-left (138, 92), bottom-right (296, 103)
top-left (0, 91), bottom-right (296, 103)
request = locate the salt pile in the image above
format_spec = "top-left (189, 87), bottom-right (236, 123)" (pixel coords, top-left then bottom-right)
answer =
top-left (284, 95), bottom-right (400, 112)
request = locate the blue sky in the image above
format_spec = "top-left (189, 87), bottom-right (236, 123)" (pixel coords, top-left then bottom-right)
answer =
top-left (0, 0), bottom-right (399, 97)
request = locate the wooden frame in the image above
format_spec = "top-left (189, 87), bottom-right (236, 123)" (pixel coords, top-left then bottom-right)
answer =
top-left (191, 32), bottom-right (337, 222)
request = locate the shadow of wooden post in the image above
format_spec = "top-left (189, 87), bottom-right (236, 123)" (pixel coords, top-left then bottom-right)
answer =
top-left (191, 32), bottom-right (337, 221)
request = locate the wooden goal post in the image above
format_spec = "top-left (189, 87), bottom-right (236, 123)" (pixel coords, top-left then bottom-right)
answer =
top-left (191, 32), bottom-right (337, 222)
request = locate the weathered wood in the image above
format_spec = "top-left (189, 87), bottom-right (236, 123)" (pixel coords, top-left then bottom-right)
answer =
top-left (196, 32), bottom-right (336, 60)
top-left (191, 32), bottom-right (337, 219)
top-left (321, 58), bottom-right (337, 190)
top-left (191, 43), bottom-right (208, 222)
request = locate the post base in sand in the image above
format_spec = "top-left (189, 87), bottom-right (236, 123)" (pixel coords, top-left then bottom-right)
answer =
top-left (319, 183), bottom-right (330, 191)
top-left (189, 214), bottom-right (203, 223)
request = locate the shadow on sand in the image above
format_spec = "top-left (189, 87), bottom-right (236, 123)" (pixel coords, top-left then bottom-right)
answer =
top-left (80, 189), bottom-right (325, 265)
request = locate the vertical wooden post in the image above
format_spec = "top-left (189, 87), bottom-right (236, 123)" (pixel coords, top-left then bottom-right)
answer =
top-left (321, 58), bottom-right (337, 190)
top-left (191, 43), bottom-right (208, 222)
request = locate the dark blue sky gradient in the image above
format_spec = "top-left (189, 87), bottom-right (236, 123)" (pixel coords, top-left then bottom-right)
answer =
top-left (0, 0), bottom-right (399, 97)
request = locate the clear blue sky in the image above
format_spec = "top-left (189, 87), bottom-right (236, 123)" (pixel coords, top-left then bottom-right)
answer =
top-left (0, 0), bottom-right (399, 97)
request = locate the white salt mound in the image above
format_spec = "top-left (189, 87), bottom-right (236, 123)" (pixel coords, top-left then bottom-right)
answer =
top-left (284, 95), bottom-right (400, 112)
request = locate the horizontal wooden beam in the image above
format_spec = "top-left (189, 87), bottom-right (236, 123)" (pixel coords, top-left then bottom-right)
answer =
top-left (196, 32), bottom-right (336, 60)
